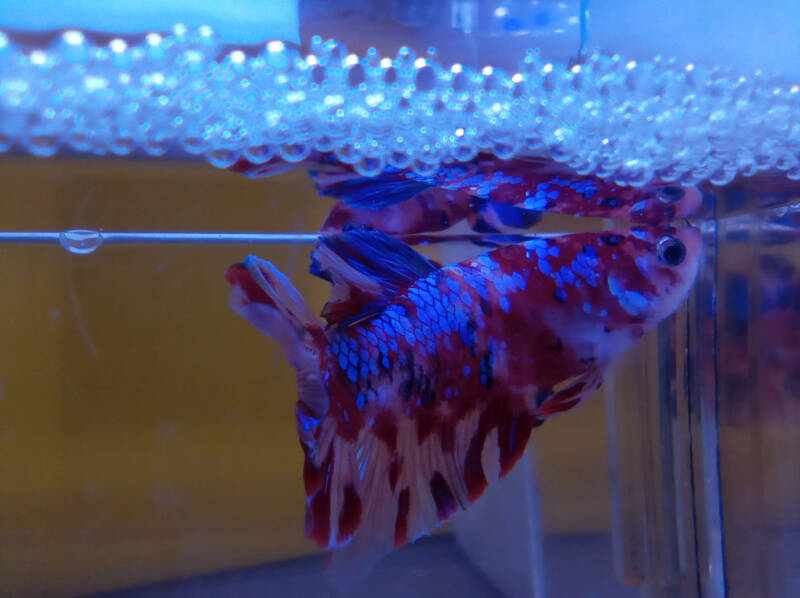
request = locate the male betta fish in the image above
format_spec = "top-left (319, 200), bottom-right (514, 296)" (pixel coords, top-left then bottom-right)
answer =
top-left (225, 223), bottom-right (701, 579)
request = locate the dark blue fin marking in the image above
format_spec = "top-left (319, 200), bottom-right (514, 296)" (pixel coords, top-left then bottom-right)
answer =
top-left (310, 226), bottom-right (438, 326)
top-left (315, 227), bottom-right (437, 295)
top-left (471, 217), bottom-right (501, 233)
top-left (488, 201), bottom-right (543, 229)
top-left (309, 169), bottom-right (435, 211)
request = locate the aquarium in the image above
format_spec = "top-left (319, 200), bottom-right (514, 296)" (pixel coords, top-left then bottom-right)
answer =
top-left (1, 2), bottom-right (799, 597)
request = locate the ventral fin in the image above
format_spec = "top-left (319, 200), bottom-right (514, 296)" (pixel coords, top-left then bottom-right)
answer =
top-left (532, 367), bottom-right (605, 418)
top-left (310, 226), bottom-right (438, 326)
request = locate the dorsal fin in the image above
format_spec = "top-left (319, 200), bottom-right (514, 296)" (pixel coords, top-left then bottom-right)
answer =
top-left (310, 168), bottom-right (435, 210)
top-left (310, 226), bottom-right (438, 326)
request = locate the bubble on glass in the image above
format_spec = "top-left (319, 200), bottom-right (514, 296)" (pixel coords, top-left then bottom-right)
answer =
top-left (59, 229), bottom-right (103, 255)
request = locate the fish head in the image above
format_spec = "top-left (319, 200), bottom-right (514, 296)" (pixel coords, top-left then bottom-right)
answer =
top-left (613, 224), bottom-right (703, 326)
top-left (538, 225), bottom-right (702, 367)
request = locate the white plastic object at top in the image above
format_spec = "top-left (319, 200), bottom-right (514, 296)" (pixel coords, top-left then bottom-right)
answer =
top-left (591, 0), bottom-right (800, 79)
top-left (0, 0), bottom-right (301, 45)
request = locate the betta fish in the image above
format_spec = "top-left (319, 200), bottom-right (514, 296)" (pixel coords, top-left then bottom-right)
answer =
top-left (225, 223), bottom-right (701, 580)
top-left (228, 153), bottom-right (703, 238)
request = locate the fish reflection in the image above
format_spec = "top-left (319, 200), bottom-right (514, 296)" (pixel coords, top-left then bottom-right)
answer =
top-left (228, 153), bottom-right (703, 238)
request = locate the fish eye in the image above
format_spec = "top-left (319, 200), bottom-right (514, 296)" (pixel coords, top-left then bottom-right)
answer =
top-left (657, 235), bottom-right (686, 266)
top-left (656, 186), bottom-right (686, 203)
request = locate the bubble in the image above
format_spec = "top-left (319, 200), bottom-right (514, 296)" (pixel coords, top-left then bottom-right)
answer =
top-left (312, 135), bottom-right (335, 153)
top-left (786, 166), bottom-right (800, 180)
top-left (206, 148), bottom-right (240, 168)
top-left (58, 30), bottom-right (89, 64)
top-left (334, 142), bottom-right (361, 164)
top-left (354, 154), bottom-right (386, 176)
top-left (144, 137), bottom-right (168, 156)
top-left (24, 133), bottom-right (60, 157)
top-left (59, 229), bottom-right (103, 255)
top-left (709, 167), bottom-right (738, 186)
top-left (3, 30), bottom-right (800, 186)
top-left (411, 159), bottom-right (440, 177)
top-left (492, 140), bottom-right (519, 160)
top-left (278, 142), bottom-right (312, 163)
top-left (388, 148), bottom-right (412, 169)
top-left (453, 143), bottom-right (478, 162)
top-left (180, 133), bottom-right (209, 155)
top-left (264, 40), bottom-right (293, 71)
top-left (110, 134), bottom-right (135, 156)
top-left (415, 65), bottom-right (437, 92)
top-left (243, 144), bottom-right (275, 164)
top-left (347, 62), bottom-right (366, 87)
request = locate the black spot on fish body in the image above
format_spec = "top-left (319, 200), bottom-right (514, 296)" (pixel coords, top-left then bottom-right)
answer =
top-left (601, 234), bottom-right (620, 245)
top-left (460, 318), bottom-right (477, 349)
top-left (420, 377), bottom-right (435, 406)
top-left (400, 351), bottom-right (415, 401)
top-left (599, 196), bottom-right (620, 208)
top-left (400, 378), bottom-right (412, 401)
top-left (480, 298), bottom-right (493, 317)
top-left (479, 349), bottom-right (494, 389)
top-left (430, 472), bottom-right (457, 519)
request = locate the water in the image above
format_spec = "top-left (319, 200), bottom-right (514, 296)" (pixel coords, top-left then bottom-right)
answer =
top-left (2, 4), bottom-right (800, 598)
top-left (1, 156), bottom-right (798, 598)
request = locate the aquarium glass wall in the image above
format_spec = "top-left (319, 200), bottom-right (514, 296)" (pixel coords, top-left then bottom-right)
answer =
top-left (1, 2), bottom-right (799, 598)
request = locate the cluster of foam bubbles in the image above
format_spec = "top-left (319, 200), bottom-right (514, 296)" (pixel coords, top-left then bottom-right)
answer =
top-left (2, 25), bottom-right (800, 186)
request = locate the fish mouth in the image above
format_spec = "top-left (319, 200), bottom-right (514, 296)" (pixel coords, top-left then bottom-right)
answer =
top-left (225, 258), bottom-right (275, 307)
